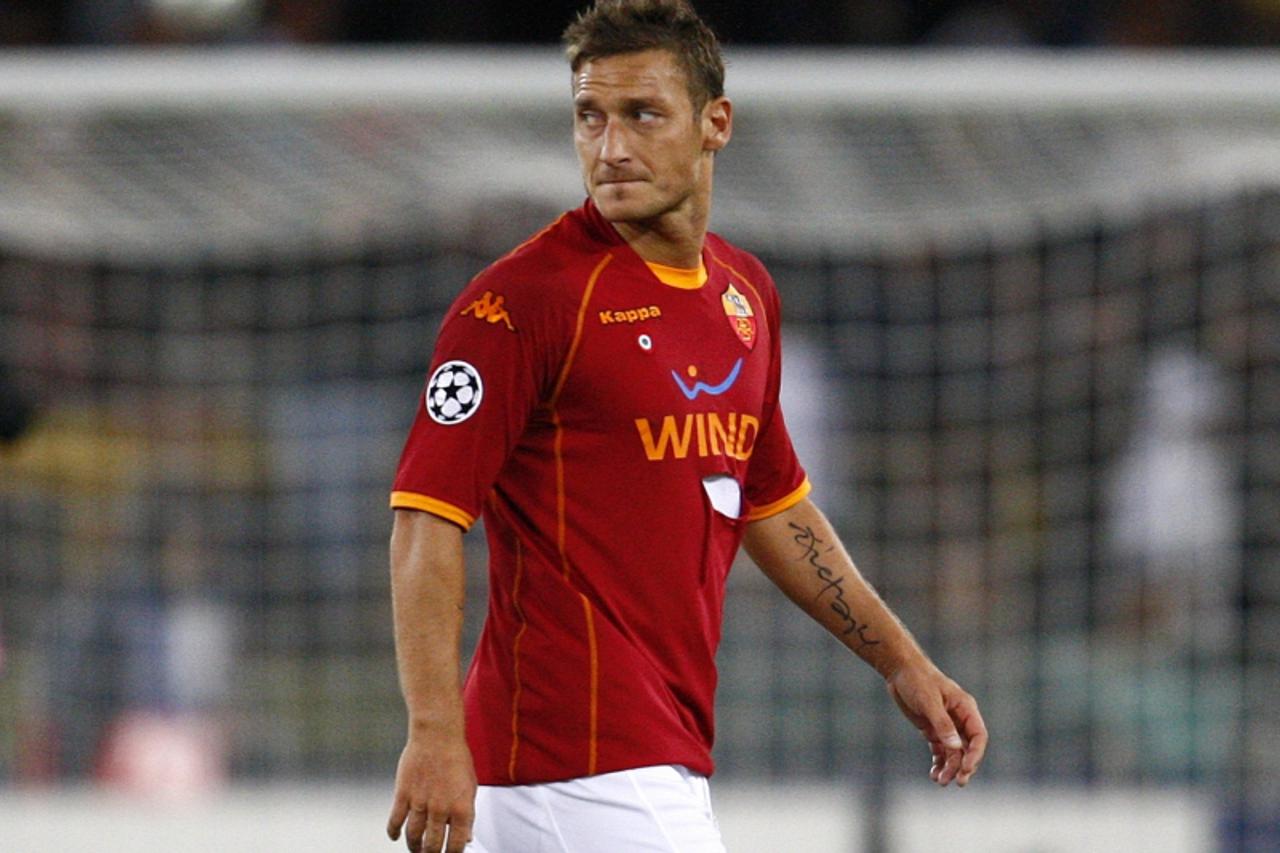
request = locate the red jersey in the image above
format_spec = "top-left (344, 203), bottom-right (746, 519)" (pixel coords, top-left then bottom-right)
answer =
top-left (391, 200), bottom-right (809, 785)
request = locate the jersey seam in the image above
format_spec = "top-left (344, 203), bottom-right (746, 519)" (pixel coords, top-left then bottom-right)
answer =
top-left (549, 253), bottom-right (613, 408)
top-left (508, 535), bottom-right (528, 782)
top-left (549, 252), bottom-right (610, 779)
top-left (580, 594), bottom-right (600, 776)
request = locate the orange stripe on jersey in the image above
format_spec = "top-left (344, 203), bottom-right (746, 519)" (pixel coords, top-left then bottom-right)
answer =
top-left (551, 253), bottom-right (613, 407)
top-left (547, 253), bottom-right (611, 776)
top-left (745, 476), bottom-right (812, 521)
top-left (388, 491), bottom-right (476, 530)
top-left (552, 410), bottom-right (570, 579)
top-left (580, 593), bottom-right (600, 776)
top-left (552, 253), bottom-right (612, 577)
top-left (507, 536), bottom-right (528, 782)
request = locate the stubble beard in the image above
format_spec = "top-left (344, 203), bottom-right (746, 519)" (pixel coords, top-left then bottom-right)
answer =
top-left (591, 179), bottom-right (697, 229)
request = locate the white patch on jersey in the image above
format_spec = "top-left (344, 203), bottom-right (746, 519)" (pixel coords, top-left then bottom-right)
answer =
top-left (702, 474), bottom-right (742, 519)
top-left (425, 360), bottom-right (484, 425)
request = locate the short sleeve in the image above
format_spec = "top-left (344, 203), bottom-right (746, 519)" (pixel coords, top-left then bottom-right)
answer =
top-left (742, 268), bottom-right (810, 521)
top-left (391, 275), bottom-right (569, 529)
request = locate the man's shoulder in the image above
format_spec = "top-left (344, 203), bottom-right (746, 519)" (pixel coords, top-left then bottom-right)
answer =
top-left (450, 205), bottom-right (611, 326)
top-left (474, 205), bottom-right (611, 294)
top-left (705, 231), bottom-right (777, 295)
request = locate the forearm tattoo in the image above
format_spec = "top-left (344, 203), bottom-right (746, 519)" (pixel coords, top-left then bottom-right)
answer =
top-left (789, 523), bottom-right (880, 652)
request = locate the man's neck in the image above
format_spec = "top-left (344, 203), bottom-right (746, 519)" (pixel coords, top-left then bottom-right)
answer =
top-left (612, 219), bottom-right (706, 269)
top-left (606, 177), bottom-right (713, 269)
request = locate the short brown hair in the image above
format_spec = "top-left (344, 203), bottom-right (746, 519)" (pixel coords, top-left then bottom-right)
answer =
top-left (562, 0), bottom-right (725, 109)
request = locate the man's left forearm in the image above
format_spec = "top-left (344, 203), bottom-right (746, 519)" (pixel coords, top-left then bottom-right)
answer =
top-left (743, 496), bottom-right (924, 677)
top-left (743, 495), bottom-right (989, 786)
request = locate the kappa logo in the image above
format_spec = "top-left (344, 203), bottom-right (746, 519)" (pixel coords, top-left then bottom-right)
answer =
top-left (599, 304), bottom-right (662, 325)
top-left (461, 291), bottom-right (515, 331)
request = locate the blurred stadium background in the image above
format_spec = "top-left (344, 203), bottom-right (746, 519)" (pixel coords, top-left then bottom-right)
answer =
top-left (1, 3), bottom-right (1279, 852)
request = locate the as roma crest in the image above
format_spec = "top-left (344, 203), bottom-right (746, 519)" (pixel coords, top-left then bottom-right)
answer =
top-left (721, 283), bottom-right (757, 350)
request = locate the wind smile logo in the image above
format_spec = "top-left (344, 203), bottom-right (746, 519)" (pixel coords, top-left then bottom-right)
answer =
top-left (636, 358), bottom-right (755, 461)
top-left (671, 358), bottom-right (743, 400)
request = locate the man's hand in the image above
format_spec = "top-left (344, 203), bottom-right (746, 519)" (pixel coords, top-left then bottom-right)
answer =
top-left (387, 730), bottom-right (477, 853)
top-left (885, 663), bottom-right (988, 787)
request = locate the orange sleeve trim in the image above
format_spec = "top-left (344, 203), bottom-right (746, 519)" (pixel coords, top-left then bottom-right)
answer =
top-left (745, 477), bottom-right (812, 522)
top-left (388, 492), bottom-right (476, 530)
top-left (545, 255), bottom-right (608, 778)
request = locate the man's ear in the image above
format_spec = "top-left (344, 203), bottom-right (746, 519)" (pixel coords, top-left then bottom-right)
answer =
top-left (703, 96), bottom-right (733, 153)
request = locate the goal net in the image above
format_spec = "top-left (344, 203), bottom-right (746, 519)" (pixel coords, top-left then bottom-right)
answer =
top-left (0, 48), bottom-right (1276, 828)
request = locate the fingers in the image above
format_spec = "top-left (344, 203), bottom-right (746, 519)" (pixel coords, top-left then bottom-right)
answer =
top-left (389, 805), bottom-right (473, 853)
top-left (422, 811), bottom-right (446, 853)
top-left (447, 814), bottom-right (474, 853)
top-left (387, 796), bottom-right (409, 841)
top-left (907, 688), bottom-right (961, 787)
top-left (954, 701), bottom-right (989, 787)
top-left (928, 692), bottom-right (988, 788)
top-left (405, 807), bottom-right (429, 852)
top-left (928, 738), bottom-right (946, 784)
top-left (387, 736), bottom-right (477, 851)
top-left (932, 725), bottom-right (966, 787)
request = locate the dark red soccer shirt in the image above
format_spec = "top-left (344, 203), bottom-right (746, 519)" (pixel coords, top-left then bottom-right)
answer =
top-left (391, 200), bottom-right (809, 785)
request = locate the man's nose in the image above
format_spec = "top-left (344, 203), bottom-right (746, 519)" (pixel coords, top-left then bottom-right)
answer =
top-left (599, 120), bottom-right (630, 164)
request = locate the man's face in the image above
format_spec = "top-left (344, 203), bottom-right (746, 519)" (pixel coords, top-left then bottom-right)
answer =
top-left (572, 49), bottom-right (728, 225)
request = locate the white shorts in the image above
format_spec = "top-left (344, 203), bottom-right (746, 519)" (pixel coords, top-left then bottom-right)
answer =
top-left (467, 764), bottom-right (726, 853)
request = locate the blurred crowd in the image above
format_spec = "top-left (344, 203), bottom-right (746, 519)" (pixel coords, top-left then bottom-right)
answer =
top-left (2, 0), bottom-right (1280, 47)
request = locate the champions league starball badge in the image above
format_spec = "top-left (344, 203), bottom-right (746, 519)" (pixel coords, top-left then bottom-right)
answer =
top-left (425, 360), bottom-right (484, 425)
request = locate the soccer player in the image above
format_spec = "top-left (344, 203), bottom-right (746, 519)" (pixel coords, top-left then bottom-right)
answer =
top-left (386, 2), bottom-right (988, 851)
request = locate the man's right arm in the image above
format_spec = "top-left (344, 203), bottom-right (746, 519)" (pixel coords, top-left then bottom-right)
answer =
top-left (386, 508), bottom-right (476, 853)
